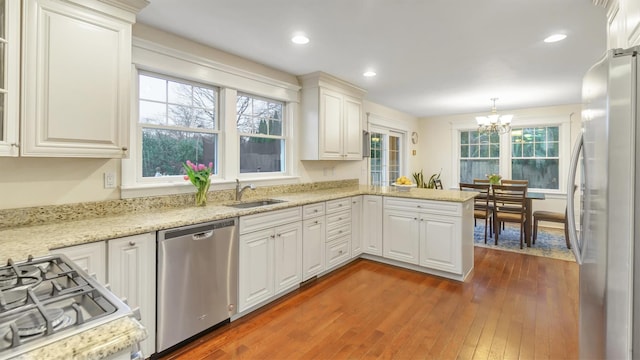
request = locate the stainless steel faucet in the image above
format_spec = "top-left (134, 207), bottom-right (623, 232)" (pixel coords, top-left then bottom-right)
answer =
top-left (235, 179), bottom-right (256, 201)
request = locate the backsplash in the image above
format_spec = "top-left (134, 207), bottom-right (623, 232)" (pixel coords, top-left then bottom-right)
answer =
top-left (0, 179), bottom-right (359, 229)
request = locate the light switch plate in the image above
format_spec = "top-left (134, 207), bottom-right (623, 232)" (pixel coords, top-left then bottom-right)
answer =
top-left (104, 172), bottom-right (116, 189)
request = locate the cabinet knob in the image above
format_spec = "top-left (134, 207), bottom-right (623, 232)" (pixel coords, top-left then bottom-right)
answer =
top-left (10, 143), bottom-right (19, 148)
top-left (417, 205), bottom-right (421, 208)
top-left (315, 220), bottom-right (319, 224)
top-left (352, 201), bottom-right (356, 204)
top-left (277, 234), bottom-right (281, 237)
top-left (414, 217), bottom-right (418, 221)
top-left (121, 146), bottom-right (128, 152)
top-left (129, 241), bottom-right (136, 246)
top-left (270, 235), bottom-right (275, 239)
top-left (314, 209), bottom-right (318, 213)
top-left (339, 230), bottom-right (343, 234)
top-left (339, 250), bottom-right (343, 254)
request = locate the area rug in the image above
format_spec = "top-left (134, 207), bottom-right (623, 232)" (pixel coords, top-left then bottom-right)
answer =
top-left (473, 223), bottom-right (575, 262)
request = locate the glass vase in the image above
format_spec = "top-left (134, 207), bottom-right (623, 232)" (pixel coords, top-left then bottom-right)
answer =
top-left (195, 180), bottom-right (210, 206)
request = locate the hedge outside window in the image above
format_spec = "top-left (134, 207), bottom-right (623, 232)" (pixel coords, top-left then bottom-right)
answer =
top-left (236, 93), bottom-right (285, 174)
top-left (138, 73), bottom-right (219, 178)
top-left (511, 126), bottom-right (559, 190)
top-left (459, 130), bottom-right (500, 183)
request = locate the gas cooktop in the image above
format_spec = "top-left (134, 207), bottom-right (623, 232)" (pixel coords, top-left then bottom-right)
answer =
top-left (0, 254), bottom-right (133, 359)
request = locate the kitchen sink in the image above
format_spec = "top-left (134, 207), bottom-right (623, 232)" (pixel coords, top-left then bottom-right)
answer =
top-left (226, 199), bottom-right (286, 209)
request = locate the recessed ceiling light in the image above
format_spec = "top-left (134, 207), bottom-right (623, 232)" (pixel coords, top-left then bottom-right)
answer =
top-left (363, 71), bottom-right (377, 77)
top-left (291, 35), bottom-right (309, 45)
top-left (544, 34), bottom-right (567, 43)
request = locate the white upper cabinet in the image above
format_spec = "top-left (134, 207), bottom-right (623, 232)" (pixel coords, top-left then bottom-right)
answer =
top-left (20, 0), bottom-right (147, 158)
top-left (601, 0), bottom-right (640, 48)
top-left (299, 72), bottom-right (365, 160)
top-left (0, 0), bottom-right (20, 156)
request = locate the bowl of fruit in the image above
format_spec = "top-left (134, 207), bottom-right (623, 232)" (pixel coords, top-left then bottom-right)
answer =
top-left (392, 176), bottom-right (416, 192)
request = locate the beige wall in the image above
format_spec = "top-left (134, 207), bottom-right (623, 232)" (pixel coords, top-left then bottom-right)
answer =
top-left (419, 103), bottom-right (582, 221)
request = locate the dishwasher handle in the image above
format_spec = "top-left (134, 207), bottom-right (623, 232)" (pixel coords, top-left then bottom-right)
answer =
top-left (192, 230), bottom-right (214, 241)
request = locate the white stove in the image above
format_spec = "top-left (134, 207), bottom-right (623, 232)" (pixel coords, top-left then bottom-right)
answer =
top-left (0, 254), bottom-right (135, 359)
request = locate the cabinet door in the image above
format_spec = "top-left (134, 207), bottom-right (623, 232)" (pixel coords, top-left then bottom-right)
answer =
top-left (0, 0), bottom-right (20, 156)
top-left (419, 214), bottom-right (461, 273)
top-left (343, 95), bottom-right (363, 159)
top-left (239, 228), bottom-right (275, 312)
top-left (107, 233), bottom-right (156, 358)
top-left (21, 0), bottom-right (131, 157)
top-left (302, 217), bottom-right (326, 281)
top-left (325, 237), bottom-right (351, 271)
top-left (319, 88), bottom-right (343, 159)
top-left (362, 195), bottom-right (383, 256)
top-left (274, 221), bottom-right (303, 294)
top-left (53, 241), bottom-right (106, 284)
top-left (383, 209), bottom-right (420, 265)
top-left (350, 196), bottom-right (363, 257)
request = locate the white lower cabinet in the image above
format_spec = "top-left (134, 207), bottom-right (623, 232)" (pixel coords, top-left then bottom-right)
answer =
top-left (52, 241), bottom-right (106, 284)
top-left (107, 232), bottom-right (156, 358)
top-left (325, 237), bottom-right (350, 270)
top-left (350, 196), bottom-right (362, 257)
top-left (325, 198), bottom-right (352, 271)
top-left (382, 197), bottom-right (473, 280)
top-left (383, 209), bottom-right (420, 265)
top-left (419, 214), bottom-right (460, 273)
top-left (238, 207), bottom-right (302, 313)
top-left (362, 195), bottom-right (383, 256)
top-left (302, 216), bottom-right (326, 281)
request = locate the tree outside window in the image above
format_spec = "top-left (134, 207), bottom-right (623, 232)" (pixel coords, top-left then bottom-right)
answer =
top-left (459, 130), bottom-right (500, 183)
top-left (511, 126), bottom-right (559, 189)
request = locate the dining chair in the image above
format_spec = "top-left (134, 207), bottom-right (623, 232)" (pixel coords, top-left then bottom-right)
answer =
top-left (434, 179), bottom-right (443, 189)
top-left (459, 182), bottom-right (492, 243)
top-left (473, 178), bottom-right (491, 184)
top-left (501, 179), bottom-right (529, 186)
top-left (532, 186), bottom-right (575, 249)
top-left (491, 184), bottom-right (527, 248)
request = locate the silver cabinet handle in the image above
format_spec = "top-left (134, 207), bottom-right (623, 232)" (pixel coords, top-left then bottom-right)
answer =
top-left (129, 241), bottom-right (136, 246)
top-left (192, 230), bottom-right (213, 241)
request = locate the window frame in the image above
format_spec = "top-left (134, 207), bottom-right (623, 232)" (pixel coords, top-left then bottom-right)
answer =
top-left (236, 92), bottom-right (287, 176)
top-left (451, 115), bottom-right (571, 194)
top-left (136, 71), bottom-right (221, 183)
top-left (122, 37), bottom-right (300, 199)
top-left (510, 125), bottom-right (561, 190)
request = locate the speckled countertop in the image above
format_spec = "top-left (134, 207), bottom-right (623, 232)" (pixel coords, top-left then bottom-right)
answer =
top-left (0, 185), bottom-right (475, 260)
top-left (0, 183), bottom-right (474, 359)
top-left (11, 317), bottom-right (147, 360)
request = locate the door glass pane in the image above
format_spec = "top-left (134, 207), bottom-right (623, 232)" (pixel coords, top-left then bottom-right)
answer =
top-left (388, 135), bottom-right (400, 183)
top-left (0, 0), bottom-right (5, 40)
top-left (0, 42), bottom-right (5, 90)
top-left (0, 93), bottom-right (4, 141)
top-left (370, 133), bottom-right (383, 185)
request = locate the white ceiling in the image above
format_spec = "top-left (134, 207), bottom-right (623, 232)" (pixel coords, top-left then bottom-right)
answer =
top-left (136, 0), bottom-right (607, 118)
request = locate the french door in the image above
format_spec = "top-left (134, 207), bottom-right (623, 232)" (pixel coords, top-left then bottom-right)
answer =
top-left (369, 128), bottom-right (404, 186)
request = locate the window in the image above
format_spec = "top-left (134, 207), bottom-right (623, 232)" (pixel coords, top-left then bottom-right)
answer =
top-left (236, 93), bottom-right (285, 174)
top-left (370, 130), bottom-right (403, 186)
top-left (138, 73), bottom-right (219, 178)
top-left (511, 126), bottom-right (559, 189)
top-left (459, 130), bottom-right (500, 183)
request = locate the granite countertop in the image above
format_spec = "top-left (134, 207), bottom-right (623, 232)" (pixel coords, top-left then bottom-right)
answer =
top-left (0, 185), bottom-right (476, 261)
top-left (12, 317), bottom-right (147, 360)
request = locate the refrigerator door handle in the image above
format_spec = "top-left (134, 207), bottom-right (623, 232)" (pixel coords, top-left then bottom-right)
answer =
top-left (567, 131), bottom-right (584, 264)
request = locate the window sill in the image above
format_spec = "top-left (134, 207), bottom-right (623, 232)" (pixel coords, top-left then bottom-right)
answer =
top-left (121, 176), bottom-right (301, 199)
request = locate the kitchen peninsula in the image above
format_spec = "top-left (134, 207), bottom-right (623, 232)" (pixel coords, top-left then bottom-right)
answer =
top-left (0, 181), bottom-right (476, 359)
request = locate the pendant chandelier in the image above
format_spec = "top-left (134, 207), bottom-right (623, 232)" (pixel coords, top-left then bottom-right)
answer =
top-left (476, 98), bottom-right (513, 134)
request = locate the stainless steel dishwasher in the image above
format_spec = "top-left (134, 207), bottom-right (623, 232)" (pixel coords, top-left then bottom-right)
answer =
top-left (156, 218), bottom-right (238, 354)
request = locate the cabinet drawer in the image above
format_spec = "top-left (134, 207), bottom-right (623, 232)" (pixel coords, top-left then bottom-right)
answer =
top-left (384, 197), bottom-right (461, 216)
top-left (326, 210), bottom-right (351, 228)
top-left (327, 223), bottom-right (351, 242)
top-left (325, 237), bottom-right (350, 270)
top-left (240, 207), bottom-right (302, 234)
top-left (303, 202), bottom-right (325, 219)
top-left (326, 198), bottom-right (351, 214)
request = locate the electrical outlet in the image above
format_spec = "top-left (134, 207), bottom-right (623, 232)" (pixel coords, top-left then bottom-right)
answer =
top-left (104, 172), bottom-right (116, 189)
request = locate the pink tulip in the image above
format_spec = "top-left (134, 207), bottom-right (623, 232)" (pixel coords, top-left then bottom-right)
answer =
top-left (183, 175), bottom-right (189, 180)
top-left (208, 162), bottom-right (213, 169)
top-left (198, 164), bottom-right (206, 171)
top-left (190, 163), bottom-right (198, 171)
top-left (186, 160), bottom-right (192, 166)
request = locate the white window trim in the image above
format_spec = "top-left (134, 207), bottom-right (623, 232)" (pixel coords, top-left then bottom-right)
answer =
top-left (122, 37), bottom-right (301, 198)
top-left (450, 113), bottom-right (571, 194)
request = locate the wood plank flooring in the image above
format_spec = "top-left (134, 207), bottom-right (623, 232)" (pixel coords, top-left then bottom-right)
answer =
top-left (159, 248), bottom-right (578, 360)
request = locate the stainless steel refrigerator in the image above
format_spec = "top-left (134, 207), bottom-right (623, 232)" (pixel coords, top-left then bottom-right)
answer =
top-left (567, 46), bottom-right (640, 359)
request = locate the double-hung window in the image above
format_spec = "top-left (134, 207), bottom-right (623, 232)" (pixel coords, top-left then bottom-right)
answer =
top-left (459, 130), bottom-right (500, 183)
top-left (511, 126), bottom-right (559, 190)
top-left (236, 93), bottom-right (285, 174)
top-left (138, 73), bottom-right (219, 179)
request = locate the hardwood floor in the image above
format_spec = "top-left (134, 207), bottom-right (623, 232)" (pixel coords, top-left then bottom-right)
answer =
top-left (159, 248), bottom-right (578, 360)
